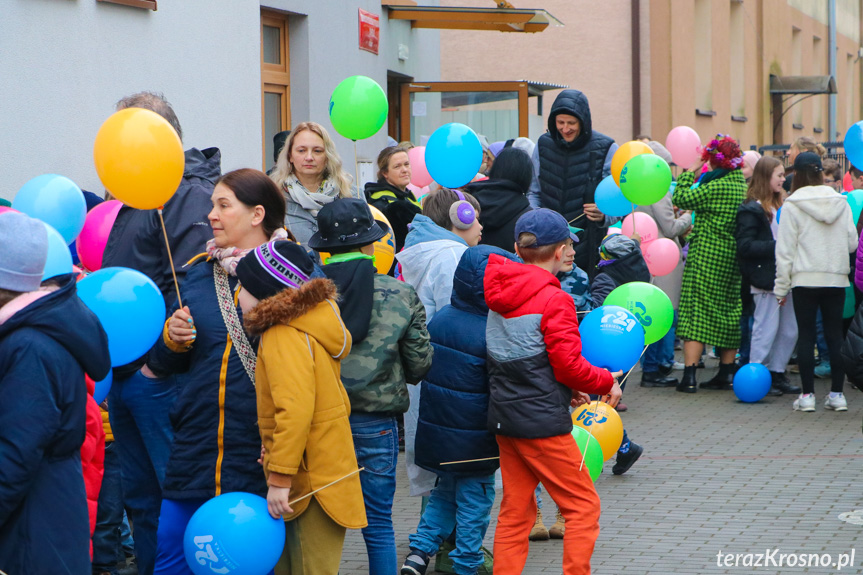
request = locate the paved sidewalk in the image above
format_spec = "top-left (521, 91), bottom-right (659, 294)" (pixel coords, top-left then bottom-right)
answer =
top-left (340, 361), bottom-right (863, 574)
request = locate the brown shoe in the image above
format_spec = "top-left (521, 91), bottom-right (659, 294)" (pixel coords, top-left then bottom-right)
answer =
top-left (528, 509), bottom-right (549, 541)
top-left (548, 509), bottom-right (565, 539)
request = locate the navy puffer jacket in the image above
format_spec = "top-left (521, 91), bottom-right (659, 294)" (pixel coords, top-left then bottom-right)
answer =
top-left (148, 260), bottom-right (267, 500)
top-left (415, 245), bottom-right (519, 476)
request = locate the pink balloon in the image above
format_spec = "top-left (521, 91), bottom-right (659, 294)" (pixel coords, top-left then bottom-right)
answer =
top-left (606, 227), bottom-right (622, 236)
top-left (0, 206), bottom-right (18, 215)
top-left (407, 183), bottom-right (423, 200)
top-left (76, 200), bottom-right (122, 271)
top-left (408, 146), bottom-right (433, 187)
top-left (844, 172), bottom-right (854, 192)
top-left (642, 238), bottom-right (681, 277)
top-left (665, 126), bottom-right (702, 169)
top-left (621, 212), bottom-right (659, 244)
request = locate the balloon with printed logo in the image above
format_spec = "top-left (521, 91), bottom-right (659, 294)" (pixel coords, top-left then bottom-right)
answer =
top-left (77, 267), bottom-right (166, 367)
top-left (42, 223), bottom-right (74, 281)
top-left (425, 123), bottom-right (483, 188)
top-left (183, 492), bottom-right (285, 575)
top-left (642, 238), bottom-right (681, 277)
top-left (620, 212), bottom-right (659, 244)
top-left (369, 205), bottom-right (396, 274)
top-left (579, 306), bottom-right (645, 372)
top-left (594, 176), bottom-right (634, 217)
top-left (611, 141), bottom-right (652, 186)
top-left (13, 174), bottom-right (86, 245)
top-left (733, 363), bottom-right (772, 403)
top-left (94, 108), bottom-right (184, 210)
top-left (619, 154), bottom-right (673, 206)
top-left (77, 200), bottom-right (123, 272)
top-left (844, 121), bottom-right (863, 170)
top-left (328, 75), bottom-right (388, 141)
top-left (570, 426), bottom-right (604, 481)
top-left (572, 401), bottom-right (625, 462)
top-left (604, 281), bottom-right (673, 345)
top-left (408, 146), bottom-right (433, 188)
top-left (664, 126), bottom-right (702, 169)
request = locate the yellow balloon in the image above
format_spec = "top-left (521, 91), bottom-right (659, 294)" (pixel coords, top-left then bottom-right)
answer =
top-left (368, 205), bottom-right (396, 274)
top-left (611, 141), bottom-right (653, 187)
top-left (571, 401), bottom-right (624, 461)
top-left (93, 108), bottom-right (185, 210)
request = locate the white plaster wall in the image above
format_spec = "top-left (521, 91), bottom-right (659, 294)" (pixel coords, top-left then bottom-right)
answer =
top-left (0, 0), bottom-right (262, 202)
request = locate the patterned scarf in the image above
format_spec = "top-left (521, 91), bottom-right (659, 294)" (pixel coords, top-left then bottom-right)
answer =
top-left (283, 174), bottom-right (340, 216)
top-left (206, 227), bottom-right (289, 276)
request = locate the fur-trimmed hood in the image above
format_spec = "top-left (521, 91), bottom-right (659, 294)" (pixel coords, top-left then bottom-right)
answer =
top-left (244, 278), bottom-right (350, 360)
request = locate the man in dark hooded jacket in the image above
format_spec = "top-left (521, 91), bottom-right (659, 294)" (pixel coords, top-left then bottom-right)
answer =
top-left (528, 90), bottom-right (619, 279)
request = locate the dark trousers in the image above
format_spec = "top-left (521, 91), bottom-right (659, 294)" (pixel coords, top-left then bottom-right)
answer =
top-left (792, 287), bottom-right (846, 394)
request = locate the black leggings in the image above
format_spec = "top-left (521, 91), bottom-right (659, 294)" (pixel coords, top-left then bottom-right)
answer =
top-left (792, 287), bottom-right (846, 394)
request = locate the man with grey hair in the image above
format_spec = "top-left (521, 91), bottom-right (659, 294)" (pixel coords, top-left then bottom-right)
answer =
top-left (101, 91), bottom-right (221, 575)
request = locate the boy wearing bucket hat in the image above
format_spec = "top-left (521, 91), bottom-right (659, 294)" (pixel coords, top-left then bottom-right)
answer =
top-left (237, 240), bottom-right (367, 574)
top-left (308, 199), bottom-right (433, 573)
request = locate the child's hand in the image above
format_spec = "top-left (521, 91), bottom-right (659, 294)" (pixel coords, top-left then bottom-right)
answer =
top-left (257, 445), bottom-right (266, 467)
top-left (571, 391), bottom-right (591, 408)
top-left (267, 485), bottom-right (293, 519)
top-left (603, 380), bottom-right (623, 408)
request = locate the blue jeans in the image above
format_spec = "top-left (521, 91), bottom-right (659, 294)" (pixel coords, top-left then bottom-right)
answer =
top-left (410, 474), bottom-right (496, 575)
top-left (739, 313), bottom-right (754, 363)
top-left (350, 413), bottom-right (399, 575)
top-left (642, 311), bottom-right (677, 372)
top-left (93, 442), bottom-right (127, 572)
top-left (108, 370), bottom-right (179, 575)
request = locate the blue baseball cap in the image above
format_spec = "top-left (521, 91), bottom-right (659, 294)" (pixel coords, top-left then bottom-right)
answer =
top-left (514, 208), bottom-right (580, 247)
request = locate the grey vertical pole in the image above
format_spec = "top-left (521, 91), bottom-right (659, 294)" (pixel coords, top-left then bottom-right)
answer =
top-left (829, 0), bottom-right (837, 141)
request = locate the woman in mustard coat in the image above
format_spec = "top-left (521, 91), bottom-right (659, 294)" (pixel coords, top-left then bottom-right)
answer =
top-left (237, 240), bottom-right (366, 575)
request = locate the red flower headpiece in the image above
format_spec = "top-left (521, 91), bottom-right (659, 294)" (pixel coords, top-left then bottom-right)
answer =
top-left (700, 134), bottom-right (744, 170)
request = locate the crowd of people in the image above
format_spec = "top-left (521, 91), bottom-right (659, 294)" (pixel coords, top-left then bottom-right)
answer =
top-left (1, 86), bottom-right (861, 575)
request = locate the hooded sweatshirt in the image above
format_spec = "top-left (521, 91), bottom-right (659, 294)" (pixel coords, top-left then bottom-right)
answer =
top-left (774, 185), bottom-right (858, 298)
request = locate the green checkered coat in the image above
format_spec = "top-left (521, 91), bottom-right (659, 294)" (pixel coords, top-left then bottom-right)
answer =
top-left (672, 170), bottom-right (746, 348)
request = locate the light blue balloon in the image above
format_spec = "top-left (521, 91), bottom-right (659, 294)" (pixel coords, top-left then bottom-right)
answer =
top-left (845, 122), bottom-right (863, 171)
top-left (594, 175), bottom-right (634, 217)
top-left (733, 363), bottom-right (772, 403)
top-left (183, 492), bottom-right (285, 575)
top-left (92, 371), bottom-right (112, 405)
top-left (425, 123), bottom-right (483, 188)
top-left (42, 223), bottom-right (73, 280)
top-left (579, 305), bottom-right (645, 372)
top-left (13, 174), bottom-right (86, 245)
top-left (77, 267), bottom-right (165, 367)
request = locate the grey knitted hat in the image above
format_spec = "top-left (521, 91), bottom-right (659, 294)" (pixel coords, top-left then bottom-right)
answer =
top-left (0, 211), bottom-right (48, 292)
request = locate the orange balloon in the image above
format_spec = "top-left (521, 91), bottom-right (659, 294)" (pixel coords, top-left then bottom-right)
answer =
top-left (572, 401), bottom-right (624, 461)
top-left (93, 108), bottom-right (185, 210)
top-left (611, 141), bottom-right (653, 187)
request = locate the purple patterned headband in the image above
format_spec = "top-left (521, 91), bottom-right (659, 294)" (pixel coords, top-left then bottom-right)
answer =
top-left (254, 241), bottom-right (310, 289)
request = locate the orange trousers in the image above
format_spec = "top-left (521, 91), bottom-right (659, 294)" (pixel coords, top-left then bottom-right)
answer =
top-left (493, 434), bottom-right (600, 575)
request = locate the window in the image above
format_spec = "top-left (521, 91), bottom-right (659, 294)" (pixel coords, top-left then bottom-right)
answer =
top-left (729, 1), bottom-right (745, 117)
top-left (261, 11), bottom-right (290, 171)
top-left (694, 0), bottom-right (713, 112)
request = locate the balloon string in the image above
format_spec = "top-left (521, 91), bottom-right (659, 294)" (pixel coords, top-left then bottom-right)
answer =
top-left (353, 140), bottom-right (360, 192)
top-left (287, 467), bottom-right (364, 506)
top-left (440, 456), bottom-right (500, 466)
top-left (578, 345), bottom-right (648, 471)
top-left (631, 204), bottom-right (637, 237)
top-left (158, 208), bottom-right (183, 309)
top-left (568, 213), bottom-right (586, 225)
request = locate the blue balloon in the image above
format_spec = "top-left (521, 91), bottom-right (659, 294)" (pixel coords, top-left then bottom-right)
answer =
top-left (579, 305), bottom-right (645, 372)
top-left (184, 492), bottom-right (285, 575)
top-left (13, 174), bottom-right (86, 245)
top-left (92, 371), bottom-right (112, 405)
top-left (845, 122), bottom-right (863, 171)
top-left (42, 223), bottom-right (73, 280)
top-left (425, 123), bottom-right (483, 188)
top-left (594, 176), bottom-right (634, 217)
top-left (733, 363), bottom-right (772, 403)
top-left (77, 267), bottom-right (165, 367)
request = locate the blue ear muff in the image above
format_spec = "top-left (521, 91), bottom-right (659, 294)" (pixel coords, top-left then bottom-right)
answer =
top-left (449, 200), bottom-right (476, 230)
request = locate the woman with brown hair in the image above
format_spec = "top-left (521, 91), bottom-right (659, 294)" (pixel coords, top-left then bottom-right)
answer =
top-left (270, 121), bottom-right (356, 246)
top-left (365, 146), bottom-right (422, 256)
top-left (736, 156), bottom-right (800, 396)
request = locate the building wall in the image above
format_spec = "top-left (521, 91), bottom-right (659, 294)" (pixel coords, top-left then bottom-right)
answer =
top-left (0, 0), bottom-right (439, 202)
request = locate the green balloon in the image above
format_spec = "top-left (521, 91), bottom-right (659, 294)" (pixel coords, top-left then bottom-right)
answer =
top-left (571, 426), bottom-right (603, 482)
top-left (604, 281), bottom-right (673, 345)
top-left (329, 76), bottom-right (388, 141)
top-left (844, 284), bottom-right (856, 319)
top-left (619, 153), bottom-right (673, 206)
top-left (847, 190), bottom-right (863, 226)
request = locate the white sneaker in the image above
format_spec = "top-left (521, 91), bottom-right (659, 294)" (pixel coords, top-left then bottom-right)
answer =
top-left (793, 394), bottom-right (816, 412)
top-left (672, 361), bottom-right (686, 370)
top-left (824, 393), bottom-right (848, 411)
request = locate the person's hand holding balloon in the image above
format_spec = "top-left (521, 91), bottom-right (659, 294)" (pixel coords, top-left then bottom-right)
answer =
top-left (168, 306), bottom-right (196, 344)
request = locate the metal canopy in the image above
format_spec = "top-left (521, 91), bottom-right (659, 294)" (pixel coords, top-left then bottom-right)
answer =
top-left (769, 75), bottom-right (838, 95)
top-left (386, 5), bottom-right (563, 33)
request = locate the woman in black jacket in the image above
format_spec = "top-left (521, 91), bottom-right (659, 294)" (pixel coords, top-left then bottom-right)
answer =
top-left (463, 146), bottom-right (533, 252)
top-left (736, 156), bottom-right (800, 395)
top-left (364, 146), bottom-right (422, 259)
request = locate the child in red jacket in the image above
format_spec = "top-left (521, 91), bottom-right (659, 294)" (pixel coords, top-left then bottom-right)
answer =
top-left (82, 375), bottom-right (106, 557)
top-left (484, 209), bottom-right (622, 575)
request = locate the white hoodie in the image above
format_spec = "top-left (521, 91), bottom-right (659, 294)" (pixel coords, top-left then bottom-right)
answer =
top-left (774, 185), bottom-right (858, 297)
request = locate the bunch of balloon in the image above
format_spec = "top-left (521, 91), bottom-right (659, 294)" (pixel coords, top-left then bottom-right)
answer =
top-left (328, 75), bottom-right (388, 181)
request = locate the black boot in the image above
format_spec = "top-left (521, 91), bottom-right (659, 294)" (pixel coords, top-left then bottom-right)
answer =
top-left (641, 370), bottom-right (679, 388)
top-left (771, 371), bottom-right (801, 395)
top-left (700, 363), bottom-right (736, 390)
top-left (676, 366), bottom-right (698, 393)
